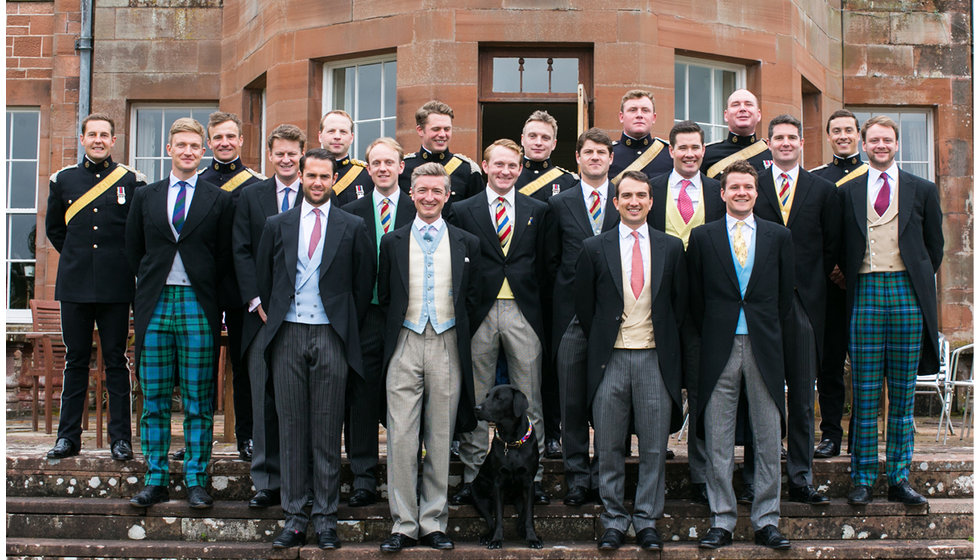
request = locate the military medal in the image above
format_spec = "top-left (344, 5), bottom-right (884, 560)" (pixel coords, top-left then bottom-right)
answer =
top-left (552, 184), bottom-right (560, 196)
top-left (116, 186), bottom-right (126, 204)
top-left (355, 184), bottom-right (365, 198)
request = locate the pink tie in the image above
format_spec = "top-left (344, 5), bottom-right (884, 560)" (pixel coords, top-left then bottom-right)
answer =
top-left (677, 179), bottom-right (694, 224)
top-left (630, 231), bottom-right (643, 298)
top-left (308, 208), bottom-right (322, 259)
top-left (874, 174), bottom-right (891, 216)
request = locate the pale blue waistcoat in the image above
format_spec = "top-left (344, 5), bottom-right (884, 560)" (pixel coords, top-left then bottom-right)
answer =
top-left (402, 224), bottom-right (455, 334)
top-left (728, 231), bottom-right (755, 335)
top-left (285, 227), bottom-right (330, 325)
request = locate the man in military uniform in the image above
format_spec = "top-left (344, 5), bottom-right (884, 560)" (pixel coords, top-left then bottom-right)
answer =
top-left (809, 109), bottom-right (867, 459)
top-left (194, 111), bottom-right (264, 462)
top-left (608, 90), bottom-right (674, 184)
top-left (516, 110), bottom-right (578, 202)
top-left (319, 110), bottom-right (374, 206)
top-left (701, 89), bottom-right (773, 179)
top-left (45, 113), bottom-right (146, 461)
top-left (398, 100), bottom-right (483, 206)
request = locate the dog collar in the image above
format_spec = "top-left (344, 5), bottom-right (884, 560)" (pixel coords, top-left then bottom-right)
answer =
top-left (494, 417), bottom-right (533, 453)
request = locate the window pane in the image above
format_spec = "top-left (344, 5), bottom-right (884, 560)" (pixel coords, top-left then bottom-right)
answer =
top-left (521, 58), bottom-right (548, 93)
top-left (358, 63), bottom-right (383, 120)
top-left (903, 162), bottom-right (928, 177)
top-left (135, 158), bottom-right (160, 184)
top-left (492, 58), bottom-right (521, 93)
top-left (688, 65), bottom-right (712, 124)
top-left (550, 58), bottom-right (578, 93)
top-left (383, 61), bottom-right (397, 117)
top-left (900, 113), bottom-right (928, 161)
top-left (674, 64), bottom-right (687, 119)
top-left (382, 117), bottom-right (396, 138)
top-left (9, 161), bottom-right (37, 209)
top-left (9, 214), bottom-right (37, 260)
top-left (6, 112), bottom-right (12, 152)
top-left (9, 262), bottom-right (35, 309)
top-left (10, 112), bottom-right (39, 159)
top-left (136, 109), bottom-right (161, 156)
top-left (357, 121), bottom-right (381, 157)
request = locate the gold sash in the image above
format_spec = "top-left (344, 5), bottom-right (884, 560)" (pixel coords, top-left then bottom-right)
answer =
top-left (519, 167), bottom-right (565, 196)
top-left (332, 165), bottom-right (365, 196)
top-left (705, 140), bottom-right (769, 178)
top-left (612, 141), bottom-right (665, 185)
top-left (836, 163), bottom-right (869, 187)
top-left (220, 169), bottom-right (255, 192)
top-left (64, 166), bottom-right (128, 224)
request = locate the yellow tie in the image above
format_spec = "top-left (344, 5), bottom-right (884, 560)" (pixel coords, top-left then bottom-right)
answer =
top-left (733, 221), bottom-right (748, 267)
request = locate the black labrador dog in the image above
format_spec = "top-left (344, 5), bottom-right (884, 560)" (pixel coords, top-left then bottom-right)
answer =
top-left (470, 384), bottom-right (542, 549)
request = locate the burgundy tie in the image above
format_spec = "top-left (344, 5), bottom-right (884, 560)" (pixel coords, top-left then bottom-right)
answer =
top-left (677, 179), bottom-right (694, 224)
top-left (874, 174), bottom-right (891, 216)
top-left (630, 231), bottom-right (643, 298)
top-left (308, 208), bottom-right (322, 259)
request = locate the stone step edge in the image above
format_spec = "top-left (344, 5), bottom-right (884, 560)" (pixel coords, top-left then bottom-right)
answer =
top-left (6, 537), bottom-right (976, 559)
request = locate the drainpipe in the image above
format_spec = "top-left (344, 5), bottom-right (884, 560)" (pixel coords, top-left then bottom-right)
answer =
top-left (74, 0), bottom-right (93, 163)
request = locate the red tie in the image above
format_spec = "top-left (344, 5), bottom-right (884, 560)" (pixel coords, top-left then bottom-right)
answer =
top-left (308, 208), bottom-right (322, 259)
top-left (630, 231), bottom-right (643, 298)
top-left (677, 179), bottom-right (694, 224)
top-left (874, 173), bottom-right (891, 216)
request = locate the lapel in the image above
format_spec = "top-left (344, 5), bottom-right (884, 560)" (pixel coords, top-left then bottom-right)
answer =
top-left (647, 225), bottom-right (665, 303)
top-left (744, 220), bottom-right (772, 297)
top-left (567, 185), bottom-right (595, 237)
top-left (602, 230), bottom-right (625, 302)
top-left (280, 207), bottom-right (301, 284)
top-left (758, 170), bottom-right (783, 224)
top-left (897, 170), bottom-right (914, 235)
top-left (147, 181), bottom-right (176, 242)
top-left (601, 189), bottom-right (619, 232)
top-left (469, 198), bottom-right (504, 259)
top-left (849, 171), bottom-right (871, 236)
top-left (261, 180), bottom-right (279, 217)
top-left (510, 194), bottom-right (530, 251)
top-left (786, 170), bottom-right (814, 228)
top-left (318, 207), bottom-right (347, 279)
top-left (359, 198), bottom-right (378, 242)
top-left (392, 227), bottom-right (411, 295)
top-left (394, 195), bottom-right (415, 228)
top-left (447, 226), bottom-right (466, 306)
top-left (649, 177), bottom-right (668, 231)
top-left (179, 181), bottom-right (217, 240)
top-left (707, 219), bottom-right (740, 292)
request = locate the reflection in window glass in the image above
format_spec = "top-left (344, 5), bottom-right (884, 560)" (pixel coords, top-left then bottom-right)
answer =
top-left (674, 59), bottom-right (743, 144)
top-left (5, 108), bottom-right (40, 316)
top-left (326, 56), bottom-right (397, 161)
top-left (850, 108), bottom-right (934, 181)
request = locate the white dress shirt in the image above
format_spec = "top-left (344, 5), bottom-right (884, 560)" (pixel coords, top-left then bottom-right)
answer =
top-left (726, 213), bottom-right (757, 253)
top-left (668, 170), bottom-right (702, 211)
top-left (618, 222), bottom-right (650, 284)
top-left (165, 172), bottom-right (197, 286)
top-left (868, 163), bottom-right (898, 208)
top-left (275, 175), bottom-right (300, 212)
top-left (300, 198), bottom-right (330, 256)
top-left (373, 187), bottom-right (402, 217)
top-left (486, 187), bottom-right (516, 228)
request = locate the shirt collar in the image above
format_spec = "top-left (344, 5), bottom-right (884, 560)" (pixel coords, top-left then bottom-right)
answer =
top-left (773, 164), bottom-right (800, 183)
top-left (869, 163), bottom-right (898, 186)
top-left (618, 221), bottom-right (647, 239)
top-left (583, 180), bottom-right (609, 200)
top-left (486, 187), bottom-right (516, 208)
top-left (169, 172), bottom-right (198, 188)
top-left (274, 175), bottom-right (300, 192)
top-left (413, 216), bottom-right (445, 233)
top-left (300, 198), bottom-right (330, 218)
top-left (669, 169), bottom-right (702, 189)
top-left (373, 188), bottom-right (401, 206)
top-left (726, 213), bottom-right (756, 230)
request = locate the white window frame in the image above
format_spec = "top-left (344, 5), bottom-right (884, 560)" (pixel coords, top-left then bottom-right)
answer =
top-left (674, 56), bottom-right (747, 143)
top-left (128, 103), bottom-right (219, 184)
top-left (847, 107), bottom-right (936, 182)
top-left (322, 54), bottom-right (397, 161)
top-left (5, 107), bottom-right (41, 323)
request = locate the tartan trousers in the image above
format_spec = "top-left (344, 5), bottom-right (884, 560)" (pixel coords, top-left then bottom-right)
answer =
top-left (139, 286), bottom-right (216, 487)
top-left (849, 272), bottom-right (923, 486)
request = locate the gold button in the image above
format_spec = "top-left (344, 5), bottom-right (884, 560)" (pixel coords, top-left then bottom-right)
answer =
top-left (93, 244), bottom-right (98, 248)
top-left (93, 226), bottom-right (98, 230)
top-left (93, 208), bottom-right (98, 213)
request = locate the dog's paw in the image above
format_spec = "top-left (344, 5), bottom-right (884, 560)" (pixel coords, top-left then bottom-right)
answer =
top-left (527, 538), bottom-right (543, 549)
top-left (487, 540), bottom-right (503, 550)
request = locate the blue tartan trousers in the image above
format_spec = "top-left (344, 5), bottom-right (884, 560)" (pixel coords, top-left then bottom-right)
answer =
top-left (848, 272), bottom-right (923, 486)
top-left (139, 285), bottom-right (216, 488)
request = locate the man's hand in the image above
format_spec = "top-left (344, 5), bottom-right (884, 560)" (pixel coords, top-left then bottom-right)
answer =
top-left (830, 265), bottom-right (845, 289)
top-left (257, 303), bottom-right (267, 323)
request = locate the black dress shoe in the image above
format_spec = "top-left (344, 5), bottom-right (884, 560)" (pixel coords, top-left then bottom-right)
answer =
top-left (755, 524), bottom-right (791, 549)
top-left (534, 481), bottom-right (550, 505)
top-left (636, 527), bottom-right (663, 551)
top-left (888, 479), bottom-right (928, 506)
top-left (666, 448), bottom-right (675, 460)
top-left (544, 438), bottom-right (562, 459)
top-left (272, 528), bottom-right (305, 549)
top-left (691, 482), bottom-right (709, 505)
top-left (348, 488), bottom-right (377, 507)
top-left (317, 528), bottom-right (341, 550)
top-left (813, 439), bottom-right (841, 458)
top-left (597, 528), bottom-right (625, 550)
top-left (449, 483), bottom-right (473, 506)
top-left (699, 527), bottom-right (733, 549)
top-left (238, 439), bottom-right (253, 461)
top-left (187, 485), bottom-right (213, 509)
top-left (563, 485), bottom-right (590, 506)
top-left (449, 440), bottom-right (461, 461)
top-left (381, 532), bottom-right (417, 553)
top-left (789, 484), bottom-right (830, 505)
top-left (249, 488), bottom-right (280, 508)
top-left (420, 531), bottom-right (454, 550)
top-left (111, 440), bottom-right (134, 461)
top-left (130, 485), bottom-right (169, 508)
top-left (170, 447), bottom-right (186, 460)
top-left (737, 483), bottom-right (754, 504)
top-left (46, 438), bottom-right (79, 460)
top-left (847, 484), bottom-right (873, 505)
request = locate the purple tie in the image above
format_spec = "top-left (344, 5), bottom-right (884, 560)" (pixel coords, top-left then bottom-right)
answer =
top-left (874, 174), bottom-right (891, 216)
top-left (172, 181), bottom-right (187, 234)
top-left (308, 208), bottom-right (322, 259)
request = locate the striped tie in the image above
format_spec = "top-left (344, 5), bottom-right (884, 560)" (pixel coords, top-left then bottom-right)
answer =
top-left (778, 172), bottom-right (791, 207)
top-left (494, 197), bottom-right (511, 251)
top-left (588, 190), bottom-right (602, 234)
top-left (172, 181), bottom-right (187, 234)
top-left (380, 198), bottom-right (392, 234)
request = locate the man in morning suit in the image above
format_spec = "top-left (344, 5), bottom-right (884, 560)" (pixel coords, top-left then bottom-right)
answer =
top-left (339, 137), bottom-right (416, 508)
top-left (687, 160), bottom-right (793, 550)
top-left (258, 149), bottom-right (374, 550)
top-left (840, 116), bottom-right (943, 507)
top-left (809, 109), bottom-right (867, 459)
top-left (125, 118), bottom-right (233, 509)
top-left (196, 111), bottom-right (264, 462)
top-left (450, 139), bottom-right (551, 506)
top-left (319, 110), bottom-right (373, 206)
top-left (545, 128), bottom-right (620, 506)
top-left (377, 163), bottom-right (480, 553)
top-left (232, 124), bottom-right (307, 509)
top-left (753, 114), bottom-right (839, 505)
top-left (701, 89), bottom-right (773, 178)
top-left (608, 90), bottom-right (673, 184)
top-left (45, 113), bottom-right (145, 461)
top-left (575, 171), bottom-right (687, 551)
top-left (647, 120), bottom-right (725, 503)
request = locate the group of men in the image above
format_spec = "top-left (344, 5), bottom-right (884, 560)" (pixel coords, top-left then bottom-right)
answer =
top-left (44, 86), bottom-right (943, 552)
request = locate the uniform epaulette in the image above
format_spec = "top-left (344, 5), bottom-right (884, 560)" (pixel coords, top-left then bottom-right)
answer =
top-left (456, 153), bottom-right (481, 174)
top-left (705, 139), bottom-right (724, 147)
top-left (808, 163), bottom-right (829, 173)
top-left (404, 152), bottom-right (419, 160)
top-left (612, 140), bottom-right (620, 146)
top-left (50, 163), bottom-right (76, 183)
top-left (557, 166), bottom-right (575, 176)
top-left (247, 168), bottom-right (266, 180)
top-left (350, 158), bottom-right (368, 168)
top-left (118, 163), bottom-right (147, 183)
top-left (654, 136), bottom-right (669, 145)
top-left (197, 167), bottom-right (207, 175)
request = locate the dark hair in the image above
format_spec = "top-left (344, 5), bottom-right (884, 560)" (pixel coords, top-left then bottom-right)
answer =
top-left (299, 148), bottom-right (336, 174)
top-left (415, 100), bottom-right (454, 127)
top-left (669, 120), bottom-right (704, 146)
top-left (615, 170), bottom-right (652, 197)
top-left (575, 127), bottom-right (613, 153)
top-left (207, 111), bottom-right (243, 136)
top-left (825, 109), bottom-right (860, 133)
top-left (82, 113), bottom-right (115, 136)
top-left (767, 114), bottom-right (802, 138)
top-left (719, 159), bottom-right (758, 189)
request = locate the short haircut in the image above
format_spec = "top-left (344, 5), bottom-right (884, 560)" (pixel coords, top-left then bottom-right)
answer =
top-left (767, 114), bottom-right (802, 138)
top-left (615, 170), bottom-right (652, 197)
top-left (299, 148), bottom-right (336, 175)
top-left (719, 159), bottom-right (758, 189)
top-left (319, 110), bottom-right (353, 130)
top-left (169, 117), bottom-right (206, 144)
top-left (669, 120), bottom-right (704, 146)
top-left (524, 110), bottom-right (558, 137)
top-left (825, 109), bottom-right (860, 133)
top-left (576, 127), bottom-right (613, 153)
top-left (411, 161), bottom-right (450, 191)
top-left (483, 138), bottom-right (523, 161)
top-left (860, 115), bottom-right (899, 142)
top-left (620, 89), bottom-right (656, 112)
top-left (365, 137), bottom-right (405, 162)
top-left (267, 124), bottom-right (307, 151)
top-left (415, 101), bottom-right (454, 128)
top-left (207, 111), bottom-right (243, 136)
top-left (81, 113), bottom-right (115, 136)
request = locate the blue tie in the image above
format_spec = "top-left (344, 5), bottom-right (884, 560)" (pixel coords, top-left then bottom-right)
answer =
top-left (172, 181), bottom-right (187, 234)
top-left (280, 188), bottom-right (290, 213)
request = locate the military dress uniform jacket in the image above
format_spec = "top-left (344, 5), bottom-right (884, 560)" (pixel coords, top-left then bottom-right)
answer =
top-left (810, 154), bottom-right (867, 185)
top-left (608, 133), bottom-right (673, 182)
top-left (398, 147), bottom-right (483, 204)
top-left (701, 132), bottom-right (773, 178)
top-left (331, 155), bottom-right (374, 207)
top-left (46, 156), bottom-right (146, 303)
top-left (515, 158), bottom-right (578, 202)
